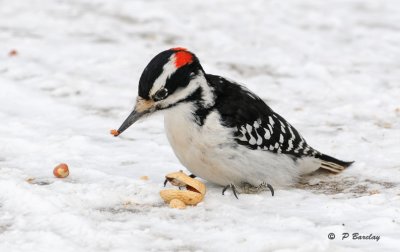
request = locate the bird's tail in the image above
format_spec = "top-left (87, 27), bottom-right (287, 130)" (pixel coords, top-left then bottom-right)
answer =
top-left (317, 153), bottom-right (354, 173)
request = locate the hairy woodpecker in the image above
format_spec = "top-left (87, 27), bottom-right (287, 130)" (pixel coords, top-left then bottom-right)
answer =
top-left (114, 48), bottom-right (353, 197)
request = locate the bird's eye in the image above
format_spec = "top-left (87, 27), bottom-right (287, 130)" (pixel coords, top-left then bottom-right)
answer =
top-left (154, 88), bottom-right (168, 101)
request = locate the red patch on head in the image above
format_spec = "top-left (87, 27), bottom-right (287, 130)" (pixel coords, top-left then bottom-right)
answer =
top-left (174, 51), bottom-right (193, 68)
top-left (172, 47), bottom-right (188, 52)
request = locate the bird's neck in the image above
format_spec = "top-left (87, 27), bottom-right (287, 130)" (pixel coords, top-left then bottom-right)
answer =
top-left (190, 73), bottom-right (215, 109)
top-left (163, 73), bottom-right (216, 126)
top-left (181, 73), bottom-right (216, 125)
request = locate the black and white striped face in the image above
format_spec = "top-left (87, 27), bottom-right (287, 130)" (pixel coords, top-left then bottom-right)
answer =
top-left (116, 48), bottom-right (206, 135)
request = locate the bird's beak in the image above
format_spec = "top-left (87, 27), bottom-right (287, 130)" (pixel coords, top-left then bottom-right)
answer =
top-left (115, 97), bottom-right (155, 136)
top-left (116, 109), bottom-right (146, 135)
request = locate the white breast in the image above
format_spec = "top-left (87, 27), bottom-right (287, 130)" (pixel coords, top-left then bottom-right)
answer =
top-left (164, 103), bottom-right (300, 187)
top-left (164, 103), bottom-right (229, 185)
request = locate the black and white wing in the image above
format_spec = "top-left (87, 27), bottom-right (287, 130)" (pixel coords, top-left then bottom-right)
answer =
top-left (209, 74), bottom-right (354, 172)
top-left (234, 112), bottom-right (319, 157)
top-left (209, 74), bottom-right (318, 158)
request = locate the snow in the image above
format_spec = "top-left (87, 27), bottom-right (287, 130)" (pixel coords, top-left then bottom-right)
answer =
top-left (1, 0), bottom-right (400, 251)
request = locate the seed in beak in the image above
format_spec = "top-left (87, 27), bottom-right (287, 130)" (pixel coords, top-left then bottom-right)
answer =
top-left (110, 129), bottom-right (120, 137)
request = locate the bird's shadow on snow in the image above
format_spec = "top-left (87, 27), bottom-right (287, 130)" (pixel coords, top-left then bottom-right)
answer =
top-left (296, 170), bottom-right (397, 197)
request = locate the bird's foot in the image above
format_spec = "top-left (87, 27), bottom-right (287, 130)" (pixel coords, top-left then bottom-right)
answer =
top-left (240, 182), bottom-right (274, 196)
top-left (222, 183), bottom-right (239, 199)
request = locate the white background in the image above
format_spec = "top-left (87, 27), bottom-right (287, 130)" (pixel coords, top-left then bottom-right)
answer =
top-left (0, 0), bottom-right (399, 251)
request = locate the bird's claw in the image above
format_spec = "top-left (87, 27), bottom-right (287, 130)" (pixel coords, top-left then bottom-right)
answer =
top-left (222, 184), bottom-right (239, 199)
top-left (266, 183), bottom-right (274, 197)
top-left (258, 181), bottom-right (274, 196)
top-left (239, 181), bottom-right (275, 196)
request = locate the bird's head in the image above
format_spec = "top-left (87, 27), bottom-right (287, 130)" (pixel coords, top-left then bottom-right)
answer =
top-left (115, 48), bottom-right (213, 135)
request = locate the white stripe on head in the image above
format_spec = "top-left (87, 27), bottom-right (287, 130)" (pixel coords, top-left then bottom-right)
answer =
top-left (149, 54), bottom-right (177, 97)
top-left (157, 73), bottom-right (215, 109)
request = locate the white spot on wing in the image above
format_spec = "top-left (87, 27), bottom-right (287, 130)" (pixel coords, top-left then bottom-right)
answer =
top-left (294, 138), bottom-right (305, 153)
top-left (246, 124), bottom-right (252, 133)
top-left (286, 125), bottom-right (295, 152)
top-left (268, 124), bottom-right (273, 134)
top-left (253, 121), bottom-right (260, 128)
top-left (253, 121), bottom-right (263, 145)
top-left (246, 124), bottom-right (257, 145)
top-left (255, 131), bottom-right (263, 145)
top-left (264, 128), bottom-right (271, 139)
top-left (238, 135), bottom-right (247, 141)
top-left (269, 116), bottom-right (275, 126)
top-left (238, 126), bottom-right (247, 141)
top-left (239, 126), bottom-right (246, 135)
top-left (279, 120), bottom-right (286, 133)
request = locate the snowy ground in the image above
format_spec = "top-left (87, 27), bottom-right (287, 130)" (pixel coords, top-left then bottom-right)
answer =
top-left (1, 0), bottom-right (400, 251)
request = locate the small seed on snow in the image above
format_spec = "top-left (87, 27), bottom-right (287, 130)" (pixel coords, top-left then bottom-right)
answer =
top-left (53, 163), bottom-right (69, 178)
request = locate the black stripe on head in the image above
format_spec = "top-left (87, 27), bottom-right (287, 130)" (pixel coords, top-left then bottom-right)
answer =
top-left (164, 62), bottom-right (200, 95)
top-left (138, 50), bottom-right (175, 99)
